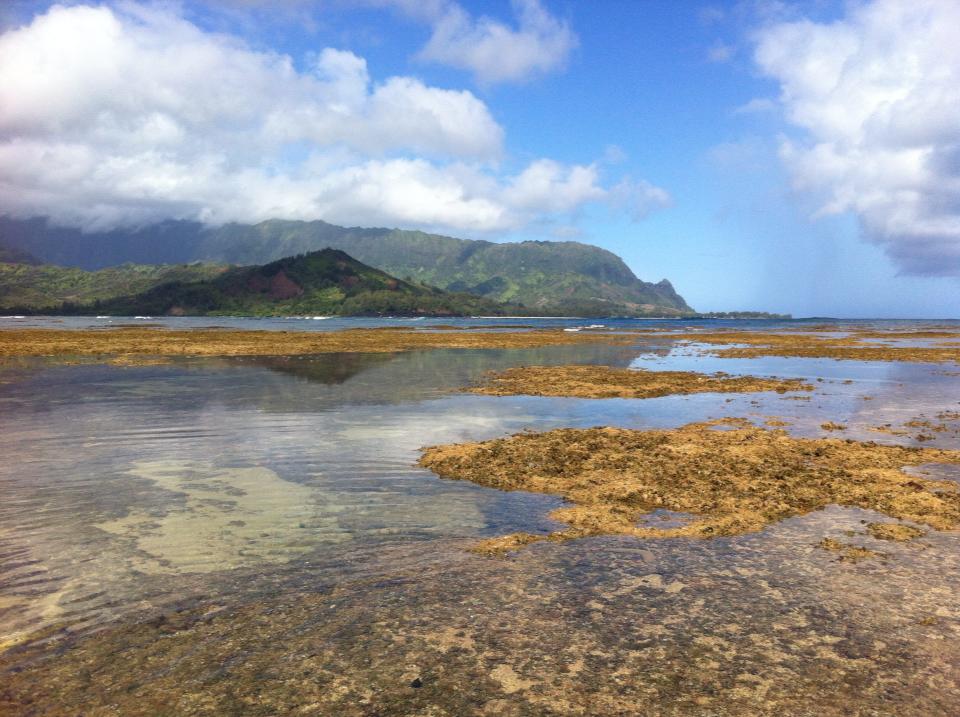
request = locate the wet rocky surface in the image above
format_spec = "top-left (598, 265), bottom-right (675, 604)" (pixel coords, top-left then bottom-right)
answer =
top-left (3, 516), bottom-right (959, 716)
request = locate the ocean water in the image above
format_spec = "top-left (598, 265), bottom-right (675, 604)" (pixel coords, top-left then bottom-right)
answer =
top-left (1, 320), bottom-right (959, 713)
top-left (4, 313), bottom-right (960, 333)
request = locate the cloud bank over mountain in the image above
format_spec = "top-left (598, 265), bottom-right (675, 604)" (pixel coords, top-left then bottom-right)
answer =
top-left (754, 0), bottom-right (960, 276)
top-left (0, 3), bottom-right (661, 234)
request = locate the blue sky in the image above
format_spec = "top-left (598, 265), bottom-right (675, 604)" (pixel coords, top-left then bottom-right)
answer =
top-left (1, 0), bottom-right (959, 317)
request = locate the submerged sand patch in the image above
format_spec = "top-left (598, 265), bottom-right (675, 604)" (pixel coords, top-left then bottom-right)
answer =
top-left (96, 461), bottom-right (343, 573)
top-left (466, 365), bottom-right (811, 399)
top-left (0, 326), bottom-right (630, 361)
top-left (0, 527), bottom-right (71, 652)
top-left (418, 419), bottom-right (960, 555)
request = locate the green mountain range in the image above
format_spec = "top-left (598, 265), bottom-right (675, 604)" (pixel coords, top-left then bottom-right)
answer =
top-left (71, 248), bottom-right (513, 317)
top-left (0, 217), bottom-right (692, 315)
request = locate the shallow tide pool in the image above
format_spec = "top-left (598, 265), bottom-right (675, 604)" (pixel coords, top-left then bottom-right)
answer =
top-left (2, 329), bottom-right (959, 715)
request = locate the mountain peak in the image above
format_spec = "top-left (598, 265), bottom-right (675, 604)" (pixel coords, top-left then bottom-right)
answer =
top-left (81, 247), bottom-right (509, 317)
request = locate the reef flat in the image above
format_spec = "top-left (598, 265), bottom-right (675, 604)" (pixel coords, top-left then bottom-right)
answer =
top-left (0, 326), bottom-right (631, 360)
top-left (419, 419), bottom-right (960, 555)
top-left (467, 365), bottom-right (811, 399)
top-left (652, 328), bottom-right (960, 363)
top-left (4, 321), bottom-right (960, 715)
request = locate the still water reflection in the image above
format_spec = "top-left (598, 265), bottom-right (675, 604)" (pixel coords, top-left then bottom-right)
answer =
top-left (1, 341), bottom-right (654, 646)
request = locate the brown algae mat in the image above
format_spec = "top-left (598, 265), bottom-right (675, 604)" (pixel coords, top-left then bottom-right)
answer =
top-left (419, 419), bottom-right (960, 555)
top-left (0, 326), bottom-right (631, 360)
top-left (651, 329), bottom-right (960, 363)
top-left (866, 522), bottom-right (926, 541)
top-left (816, 538), bottom-right (884, 563)
top-left (467, 364), bottom-right (811, 399)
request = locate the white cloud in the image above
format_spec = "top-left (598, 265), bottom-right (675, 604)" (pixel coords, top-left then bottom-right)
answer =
top-left (753, 0), bottom-right (960, 276)
top-left (415, 0), bottom-right (577, 85)
top-left (0, 3), bottom-right (663, 235)
top-left (199, 0), bottom-right (577, 85)
top-left (0, 6), bottom-right (502, 159)
top-left (506, 160), bottom-right (604, 213)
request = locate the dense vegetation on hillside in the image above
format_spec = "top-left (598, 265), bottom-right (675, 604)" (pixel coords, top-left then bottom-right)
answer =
top-left (0, 261), bottom-right (227, 310)
top-left (192, 221), bottom-right (692, 315)
top-left (1, 217), bottom-right (692, 316)
top-left (80, 249), bottom-right (516, 317)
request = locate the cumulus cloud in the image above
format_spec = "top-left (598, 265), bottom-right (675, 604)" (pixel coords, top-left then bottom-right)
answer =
top-left (413, 0), bottom-right (577, 85)
top-left (506, 160), bottom-right (604, 213)
top-left (0, 5), bottom-right (501, 158)
top-left (0, 3), bottom-right (661, 234)
top-left (753, 0), bottom-right (960, 276)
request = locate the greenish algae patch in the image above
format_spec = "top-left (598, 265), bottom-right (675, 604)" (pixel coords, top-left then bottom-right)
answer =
top-left (418, 419), bottom-right (960, 555)
top-left (95, 461), bottom-right (344, 574)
